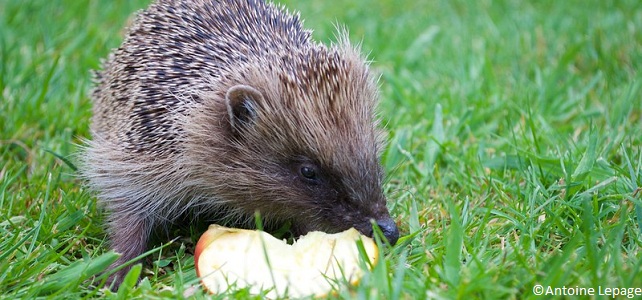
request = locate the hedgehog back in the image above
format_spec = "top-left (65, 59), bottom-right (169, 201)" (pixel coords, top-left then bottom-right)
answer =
top-left (91, 0), bottom-right (314, 155)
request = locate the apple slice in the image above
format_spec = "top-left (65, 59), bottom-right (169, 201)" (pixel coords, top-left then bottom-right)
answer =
top-left (194, 225), bottom-right (378, 298)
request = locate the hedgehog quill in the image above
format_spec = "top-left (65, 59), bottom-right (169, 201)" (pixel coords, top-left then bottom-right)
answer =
top-left (80, 0), bottom-right (399, 287)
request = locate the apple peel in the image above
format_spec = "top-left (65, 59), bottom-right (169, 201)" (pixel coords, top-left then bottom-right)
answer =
top-left (194, 225), bottom-right (378, 298)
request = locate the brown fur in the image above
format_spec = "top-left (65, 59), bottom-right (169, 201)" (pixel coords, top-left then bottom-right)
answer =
top-left (81, 0), bottom-right (398, 288)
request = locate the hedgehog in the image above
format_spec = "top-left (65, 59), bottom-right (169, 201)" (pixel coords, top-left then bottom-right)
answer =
top-left (81, 0), bottom-right (399, 287)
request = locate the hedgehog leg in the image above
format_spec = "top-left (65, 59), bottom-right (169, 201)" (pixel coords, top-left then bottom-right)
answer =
top-left (104, 213), bottom-right (151, 290)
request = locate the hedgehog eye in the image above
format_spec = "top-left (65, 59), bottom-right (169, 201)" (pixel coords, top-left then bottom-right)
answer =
top-left (298, 164), bottom-right (320, 183)
top-left (300, 166), bottom-right (316, 179)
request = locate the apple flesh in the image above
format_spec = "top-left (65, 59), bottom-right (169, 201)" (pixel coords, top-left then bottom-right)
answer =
top-left (194, 225), bottom-right (378, 298)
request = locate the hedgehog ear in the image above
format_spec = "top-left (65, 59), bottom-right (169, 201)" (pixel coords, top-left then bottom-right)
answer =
top-left (225, 85), bottom-right (262, 132)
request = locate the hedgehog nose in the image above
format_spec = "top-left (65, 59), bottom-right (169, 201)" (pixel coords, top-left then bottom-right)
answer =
top-left (376, 218), bottom-right (399, 246)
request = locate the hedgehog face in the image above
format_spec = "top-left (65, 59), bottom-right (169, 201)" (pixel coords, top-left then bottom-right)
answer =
top-left (185, 47), bottom-right (398, 245)
top-left (283, 154), bottom-right (399, 246)
top-left (218, 60), bottom-right (399, 245)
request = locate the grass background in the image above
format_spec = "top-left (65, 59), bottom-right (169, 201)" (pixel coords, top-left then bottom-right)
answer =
top-left (1, 0), bottom-right (641, 299)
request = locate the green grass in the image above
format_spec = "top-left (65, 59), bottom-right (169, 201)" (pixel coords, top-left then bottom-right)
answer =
top-left (1, 0), bottom-right (641, 299)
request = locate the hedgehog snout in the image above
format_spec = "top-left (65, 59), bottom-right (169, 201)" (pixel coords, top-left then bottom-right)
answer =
top-left (355, 217), bottom-right (399, 246)
top-left (375, 217), bottom-right (399, 246)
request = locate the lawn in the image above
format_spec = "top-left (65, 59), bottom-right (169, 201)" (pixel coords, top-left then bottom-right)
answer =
top-left (1, 0), bottom-right (641, 299)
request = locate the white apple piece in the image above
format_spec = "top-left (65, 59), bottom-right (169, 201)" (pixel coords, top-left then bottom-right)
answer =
top-left (194, 225), bottom-right (378, 298)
